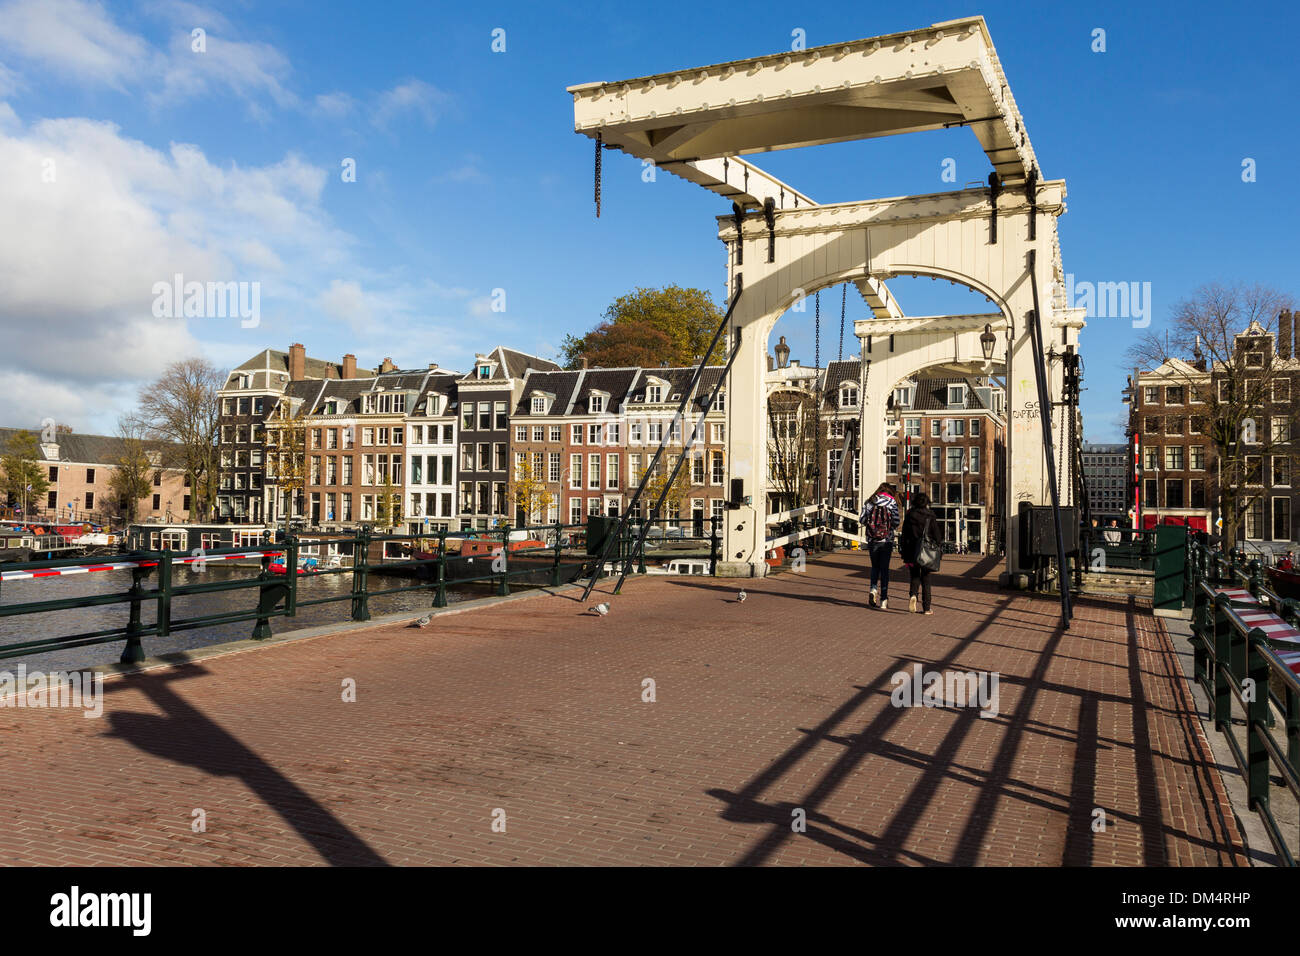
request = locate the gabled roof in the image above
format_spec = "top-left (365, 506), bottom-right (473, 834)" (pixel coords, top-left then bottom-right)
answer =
top-left (461, 346), bottom-right (561, 383)
top-left (513, 370), bottom-right (583, 416)
top-left (571, 367), bottom-right (640, 413)
top-left (909, 376), bottom-right (989, 412)
top-left (0, 427), bottom-right (183, 468)
top-left (231, 348), bottom-right (372, 381)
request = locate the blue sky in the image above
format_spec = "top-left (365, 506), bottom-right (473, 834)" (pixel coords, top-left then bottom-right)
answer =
top-left (1, 0), bottom-right (1297, 441)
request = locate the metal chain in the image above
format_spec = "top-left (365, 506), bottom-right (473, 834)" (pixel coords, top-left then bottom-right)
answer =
top-left (814, 291), bottom-right (823, 507)
top-left (594, 132), bottom-right (602, 218)
top-left (839, 284), bottom-right (846, 363)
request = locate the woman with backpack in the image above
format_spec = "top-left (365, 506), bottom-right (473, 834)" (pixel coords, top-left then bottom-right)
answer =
top-left (860, 482), bottom-right (900, 610)
top-left (899, 492), bottom-right (943, 615)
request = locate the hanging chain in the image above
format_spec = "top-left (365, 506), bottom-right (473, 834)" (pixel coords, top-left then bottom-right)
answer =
top-left (814, 291), bottom-right (823, 507)
top-left (594, 132), bottom-right (603, 218)
top-left (838, 284), bottom-right (846, 363)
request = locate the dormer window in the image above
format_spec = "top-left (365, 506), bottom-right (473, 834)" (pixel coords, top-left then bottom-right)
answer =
top-left (839, 384), bottom-right (859, 409)
top-left (646, 384), bottom-right (663, 403)
top-left (531, 396), bottom-right (547, 414)
top-left (589, 394), bottom-right (606, 414)
top-left (478, 364), bottom-right (492, 378)
top-left (715, 390), bottom-right (725, 412)
top-left (946, 385), bottom-right (966, 407)
top-left (892, 386), bottom-right (913, 408)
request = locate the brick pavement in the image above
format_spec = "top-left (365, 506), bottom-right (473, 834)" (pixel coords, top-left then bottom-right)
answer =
top-left (0, 552), bottom-right (1246, 866)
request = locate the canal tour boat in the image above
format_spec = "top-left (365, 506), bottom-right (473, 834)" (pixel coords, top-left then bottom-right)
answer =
top-left (0, 528), bottom-right (31, 563)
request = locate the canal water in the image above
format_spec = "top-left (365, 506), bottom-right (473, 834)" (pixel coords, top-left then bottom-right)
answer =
top-left (0, 565), bottom-right (474, 673)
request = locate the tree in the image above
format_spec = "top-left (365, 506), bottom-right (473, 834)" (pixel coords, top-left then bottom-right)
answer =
top-left (266, 398), bottom-right (308, 531)
top-left (1127, 282), bottom-right (1296, 547)
top-left (766, 389), bottom-right (818, 511)
top-left (507, 456), bottom-right (552, 526)
top-left (1, 430), bottom-right (49, 516)
top-left (107, 417), bottom-right (155, 524)
top-left (137, 358), bottom-right (223, 522)
top-left (561, 285), bottom-right (724, 369)
top-left (376, 473), bottom-right (403, 530)
top-left (641, 455), bottom-right (691, 523)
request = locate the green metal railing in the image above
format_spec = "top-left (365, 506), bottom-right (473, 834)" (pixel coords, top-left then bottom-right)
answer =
top-left (1189, 539), bottom-right (1300, 865)
top-left (0, 519), bottom-right (721, 666)
top-left (1079, 525), bottom-right (1159, 572)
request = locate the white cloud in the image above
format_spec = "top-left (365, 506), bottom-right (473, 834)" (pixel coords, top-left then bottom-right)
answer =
top-left (0, 0), bottom-right (150, 90)
top-left (373, 79), bottom-right (447, 129)
top-left (153, 29), bottom-right (297, 111)
top-left (0, 115), bottom-right (359, 430)
top-left (317, 279), bottom-right (372, 334)
top-left (313, 91), bottom-right (354, 118)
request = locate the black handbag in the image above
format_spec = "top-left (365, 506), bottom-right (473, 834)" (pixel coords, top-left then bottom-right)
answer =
top-left (915, 517), bottom-right (941, 571)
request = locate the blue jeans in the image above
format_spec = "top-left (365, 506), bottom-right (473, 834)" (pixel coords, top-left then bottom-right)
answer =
top-left (868, 540), bottom-right (894, 599)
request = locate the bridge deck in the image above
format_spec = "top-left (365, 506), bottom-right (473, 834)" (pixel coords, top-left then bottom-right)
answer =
top-left (0, 553), bottom-right (1245, 866)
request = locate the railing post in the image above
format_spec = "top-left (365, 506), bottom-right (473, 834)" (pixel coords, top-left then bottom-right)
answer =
top-left (551, 521), bottom-right (562, 587)
top-left (1248, 559), bottom-right (1263, 599)
top-left (252, 548), bottom-right (276, 640)
top-left (352, 528), bottom-right (371, 622)
top-left (285, 537), bottom-right (299, 616)
top-left (434, 529), bottom-right (448, 608)
top-left (710, 515), bottom-right (719, 576)
top-left (156, 550), bottom-right (173, 638)
top-left (120, 560), bottom-right (150, 665)
top-left (1246, 629), bottom-right (1271, 813)
top-left (498, 525), bottom-right (510, 596)
top-left (1212, 593), bottom-right (1231, 730)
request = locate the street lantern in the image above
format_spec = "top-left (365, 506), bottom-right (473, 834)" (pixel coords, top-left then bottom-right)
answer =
top-left (774, 335), bottom-right (790, 369)
top-left (980, 323), bottom-right (996, 362)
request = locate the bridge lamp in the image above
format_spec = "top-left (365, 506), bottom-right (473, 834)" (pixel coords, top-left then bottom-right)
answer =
top-left (979, 324), bottom-right (996, 362)
top-left (774, 335), bottom-right (790, 369)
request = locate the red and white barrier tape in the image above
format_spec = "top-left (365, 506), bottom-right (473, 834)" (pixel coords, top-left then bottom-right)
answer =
top-left (0, 550), bottom-right (283, 582)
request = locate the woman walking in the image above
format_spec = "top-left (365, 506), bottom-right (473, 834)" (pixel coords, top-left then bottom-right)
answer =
top-left (859, 482), bottom-right (900, 609)
top-left (899, 492), bottom-right (943, 614)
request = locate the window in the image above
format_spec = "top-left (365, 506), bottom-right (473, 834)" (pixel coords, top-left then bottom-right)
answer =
top-left (1165, 385), bottom-right (1184, 405)
top-left (646, 384), bottom-right (663, 403)
top-left (930, 447), bottom-right (942, 473)
top-left (715, 391), bottom-right (726, 412)
top-left (946, 384), bottom-right (966, 407)
top-left (969, 447), bottom-right (980, 474)
top-left (1246, 499), bottom-right (1264, 539)
top-left (893, 386), bottom-right (913, 408)
top-left (462, 403), bottom-right (474, 430)
top-left (1189, 416), bottom-right (1203, 435)
top-left (531, 396), bottom-right (546, 414)
top-left (946, 447), bottom-right (964, 473)
top-left (478, 404), bottom-right (492, 430)
top-left (86, 468), bottom-right (95, 483)
top-left (1245, 455), bottom-right (1262, 486)
top-left (571, 424), bottom-right (583, 445)
top-left (589, 423), bottom-right (602, 445)
top-left (548, 453), bottom-right (561, 483)
top-left (1165, 479), bottom-right (1184, 508)
top-left (495, 403), bottom-right (508, 430)
top-left (1274, 456), bottom-right (1291, 487)
top-left (84, 492), bottom-right (94, 509)
top-left (903, 417), bottom-right (921, 438)
top-left (1274, 498), bottom-right (1291, 540)
top-left (1245, 351), bottom-right (1264, 368)
top-left (1143, 386), bottom-right (1159, 404)
top-left (970, 419), bottom-right (980, 438)
top-left (711, 423), bottom-right (725, 444)
top-left (1143, 478), bottom-right (1157, 506)
top-left (607, 423), bottom-right (621, 445)
top-left (478, 364), bottom-right (492, 378)
top-left (944, 418), bottom-right (966, 439)
top-left (1274, 380), bottom-right (1291, 403)
top-left (648, 422), bottom-right (664, 443)
top-left (930, 420), bottom-right (941, 438)
top-left (478, 443), bottom-right (491, 469)
top-left (885, 446), bottom-right (898, 475)
top-left (1144, 417), bottom-right (1160, 434)
top-left (1144, 447), bottom-right (1159, 472)
top-left (461, 444), bottom-right (474, 470)
top-left (839, 384), bottom-right (858, 409)
top-left (711, 451), bottom-right (724, 485)
top-left (1190, 445), bottom-right (1205, 470)
top-left (494, 444), bottom-right (506, 470)
top-left (968, 483), bottom-right (981, 505)
top-left (1218, 380), bottom-right (1232, 403)
top-left (532, 426), bottom-right (544, 442)
top-left (1164, 416), bottom-right (1183, 435)
top-left (515, 426), bottom-right (527, 442)
top-left (549, 426), bottom-right (561, 442)
top-left (607, 454), bottom-right (619, 489)
top-left (1164, 446), bottom-right (1183, 470)
top-left (590, 394), bottom-right (606, 413)
top-left (570, 455), bottom-right (582, 489)
top-left (570, 498), bottom-right (583, 524)
top-left (1273, 418), bottom-right (1290, 443)
top-left (692, 453), bottom-right (705, 485)
top-left (588, 454), bottom-right (600, 489)
top-left (392, 427), bottom-right (403, 445)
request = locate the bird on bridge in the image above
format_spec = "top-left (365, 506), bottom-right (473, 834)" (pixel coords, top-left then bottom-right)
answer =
top-left (412, 614), bottom-right (432, 628)
top-left (591, 602), bottom-right (610, 616)
top-left (737, 590), bottom-right (747, 603)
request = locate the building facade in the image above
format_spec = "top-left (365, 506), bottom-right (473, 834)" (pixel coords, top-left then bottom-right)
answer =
top-left (1081, 442), bottom-right (1129, 525)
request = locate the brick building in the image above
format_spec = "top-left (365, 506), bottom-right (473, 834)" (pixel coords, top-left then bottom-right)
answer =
top-left (1080, 442), bottom-right (1128, 525)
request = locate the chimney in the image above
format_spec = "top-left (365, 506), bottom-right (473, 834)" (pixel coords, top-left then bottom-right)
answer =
top-left (427, 362), bottom-right (439, 370)
top-left (342, 353), bottom-right (357, 379)
top-left (1281, 309), bottom-right (1294, 360)
top-left (581, 357), bottom-right (588, 369)
top-left (767, 354), bottom-right (775, 372)
top-left (380, 357), bottom-right (396, 373)
top-left (288, 343), bottom-right (306, 381)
